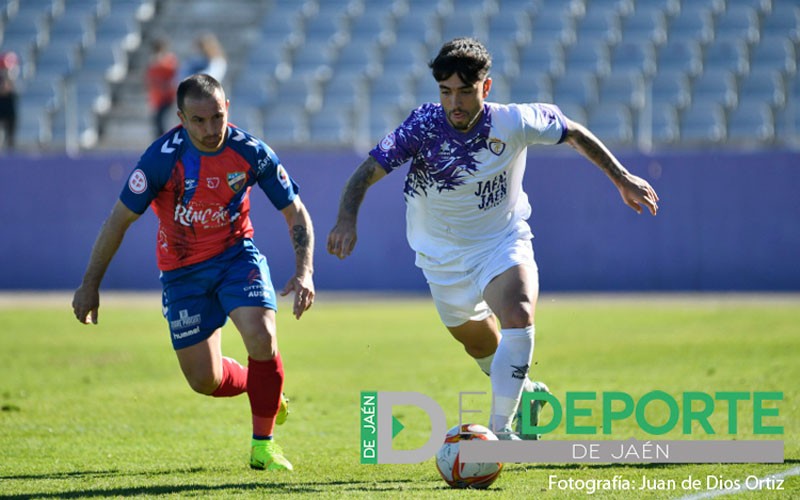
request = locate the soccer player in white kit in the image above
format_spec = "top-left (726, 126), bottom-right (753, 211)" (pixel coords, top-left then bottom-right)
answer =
top-left (327, 38), bottom-right (659, 439)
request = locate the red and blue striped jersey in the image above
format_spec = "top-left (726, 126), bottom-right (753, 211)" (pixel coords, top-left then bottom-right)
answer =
top-left (120, 124), bottom-right (298, 271)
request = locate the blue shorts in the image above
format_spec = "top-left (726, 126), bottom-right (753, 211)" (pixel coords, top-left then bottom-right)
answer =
top-left (159, 239), bottom-right (277, 350)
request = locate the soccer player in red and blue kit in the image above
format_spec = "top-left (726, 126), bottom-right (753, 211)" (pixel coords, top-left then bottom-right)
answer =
top-left (72, 74), bottom-right (314, 471)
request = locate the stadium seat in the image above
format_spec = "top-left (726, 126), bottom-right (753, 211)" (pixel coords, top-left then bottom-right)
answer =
top-left (574, 3), bottom-right (621, 46)
top-left (608, 41), bottom-right (656, 79)
top-left (619, 8), bottom-right (667, 45)
top-left (666, 8), bottom-right (714, 45)
top-left (649, 68), bottom-right (691, 110)
top-left (597, 71), bottom-right (645, 111)
top-left (748, 35), bottom-right (796, 78)
top-left (727, 101), bottom-right (775, 145)
top-left (308, 101), bottom-right (354, 145)
top-left (701, 39), bottom-right (749, 77)
top-left (655, 39), bottom-right (702, 78)
top-left (679, 102), bottom-right (727, 144)
top-left (507, 72), bottom-right (552, 104)
top-left (647, 102), bottom-right (680, 145)
top-left (562, 39), bottom-right (609, 78)
top-left (439, 8), bottom-right (484, 44)
top-left (761, 4), bottom-right (799, 44)
top-left (690, 68), bottom-right (738, 110)
top-left (263, 102), bottom-right (308, 144)
top-left (586, 102), bottom-right (634, 145)
top-left (517, 39), bottom-right (564, 79)
top-left (714, 5), bottom-right (759, 44)
top-left (551, 71), bottom-right (598, 111)
top-left (738, 70), bottom-right (786, 109)
top-left (529, 7), bottom-right (576, 46)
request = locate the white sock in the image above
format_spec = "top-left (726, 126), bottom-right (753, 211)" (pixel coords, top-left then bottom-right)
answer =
top-left (476, 353), bottom-right (536, 391)
top-left (474, 353), bottom-right (493, 376)
top-left (489, 326), bottom-right (535, 432)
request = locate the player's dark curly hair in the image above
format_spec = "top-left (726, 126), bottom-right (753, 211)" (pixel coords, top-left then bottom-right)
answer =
top-left (428, 37), bottom-right (492, 85)
top-left (177, 73), bottom-right (224, 111)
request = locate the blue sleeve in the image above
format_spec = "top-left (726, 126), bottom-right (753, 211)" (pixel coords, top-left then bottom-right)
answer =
top-left (254, 141), bottom-right (299, 211)
top-left (119, 134), bottom-right (179, 214)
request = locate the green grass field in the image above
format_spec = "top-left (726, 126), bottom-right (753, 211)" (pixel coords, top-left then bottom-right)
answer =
top-left (1, 293), bottom-right (798, 499)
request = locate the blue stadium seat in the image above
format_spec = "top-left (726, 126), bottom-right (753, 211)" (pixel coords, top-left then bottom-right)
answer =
top-left (575, 3), bottom-right (621, 46)
top-left (714, 5), bottom-right (759, 44)
top-left (727, 101), bottom-right (775, 145)
top-left (649, 68), bottom-right (691, 110)
top-left (263, 102), bottom-right (308, 144)
top-left (507, 72), bottom-right (552, 104)
top-left (517, 39), bottom-right (564, 78)
top-left (551, 71), bottom-right (598, 110)
top-left (679, 102), bottom-right (726, 144)
top-left (486, 8), bottom-right (530, 47)
top-left (562, 39), bottom-right (609, 78)
top-left (439, 9), bottom-right (483, 44)
top-left (619, 9), bottom-right (667, 45)
top-left (690, 68), bottom-right (738, 109)
top-left (529, 7), bottom-right (575, 46)
top-left (608, 41), bottom-right (656, 79)
top-left (648, 102), bottom-right (680, 145)
top-left (701, 39), bottom-right (749, 77)
top-left (655, 39), bottom-right (702, 77)
top-left (760, 3), bottom-right (799, 43)
top-left (738, 70), bottom-right (785, 109)
top-left (748, 35), bottom-right (796, 77)
top-left (598, 71), bottom-right (645, 111)
top-left (586, 102), bottom-right (634, 145)
top-left (666, 8), bottom-right (714, 45)
top-left (308, 101), bottom-right (354, 145)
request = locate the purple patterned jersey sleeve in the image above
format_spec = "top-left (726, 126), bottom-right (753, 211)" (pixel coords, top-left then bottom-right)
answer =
top-left (369, 105), bottom-right (435, 173)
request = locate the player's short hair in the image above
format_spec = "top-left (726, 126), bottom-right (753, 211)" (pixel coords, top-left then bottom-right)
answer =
top-left (429, 37), bottom-right (492, 85)
top-left (177, 73), bottom-right (224, 111)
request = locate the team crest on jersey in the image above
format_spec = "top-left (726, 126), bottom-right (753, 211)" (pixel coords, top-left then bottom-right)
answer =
top-left (488, 138), bottom-right (506, 156)
top-left (128, 169), bottom-right (147, 194)
top-left (227, 172), bottom-right (247, 192)
top-left (379, 131), bottom-right (396, 152)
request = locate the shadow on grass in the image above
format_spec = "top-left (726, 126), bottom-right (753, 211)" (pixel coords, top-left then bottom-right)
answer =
top-left (0, 467), bottom-right (439, 498)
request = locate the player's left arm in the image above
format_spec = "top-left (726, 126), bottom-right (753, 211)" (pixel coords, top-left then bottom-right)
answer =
top-left (563, 117), bottom-right (659, 215)
top-left (279, 196), bottom-right (315, 319)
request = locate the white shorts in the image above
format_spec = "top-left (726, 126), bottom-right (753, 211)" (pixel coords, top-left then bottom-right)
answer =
top-left (423, 236), bottom-right (539, 327)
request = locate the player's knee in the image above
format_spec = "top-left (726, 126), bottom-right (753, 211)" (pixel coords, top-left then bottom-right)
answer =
top-left (498, 301), bottom-right (534, 329)
top-left (246, 332), bottom-right (278, 360)
top-left (462, 341), bottom-right (496, 359)
top-left (185, 372), bottom-right (220, 395)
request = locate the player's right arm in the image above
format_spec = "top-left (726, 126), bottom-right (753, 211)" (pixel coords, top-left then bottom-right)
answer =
top-left (72, 200), bottom-right (140, 324)
top-left (327, 155), bottom-right (386, 259)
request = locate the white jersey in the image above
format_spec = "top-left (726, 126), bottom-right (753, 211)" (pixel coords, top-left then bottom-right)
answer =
top-left (369, 102), bottom-right (567, 272)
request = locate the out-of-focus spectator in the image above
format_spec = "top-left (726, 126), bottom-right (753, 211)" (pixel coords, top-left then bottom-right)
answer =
top-left (145, 37), bottom-right (179, 138)
top-left (181, 33), bottom-right (227, 83)
top-left (0, 50), bottom-right (20, 150)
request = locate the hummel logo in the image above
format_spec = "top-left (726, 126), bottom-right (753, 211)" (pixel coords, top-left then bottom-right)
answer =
top-left (510, 364), bottom-right (529, 380)
top-left (161, 131), bottom-right (183, 153)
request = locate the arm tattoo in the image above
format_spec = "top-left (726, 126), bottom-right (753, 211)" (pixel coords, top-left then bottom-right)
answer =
top-left (570, 128), bottom-right (627, 183)
top-left (292, 224), bottom-right (310, 255)
top-left (340, 157), bottom-right (380, 220)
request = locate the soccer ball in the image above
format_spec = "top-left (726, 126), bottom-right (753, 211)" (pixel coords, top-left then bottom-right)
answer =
top-left (435, 423), bottom-right (503, 489)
